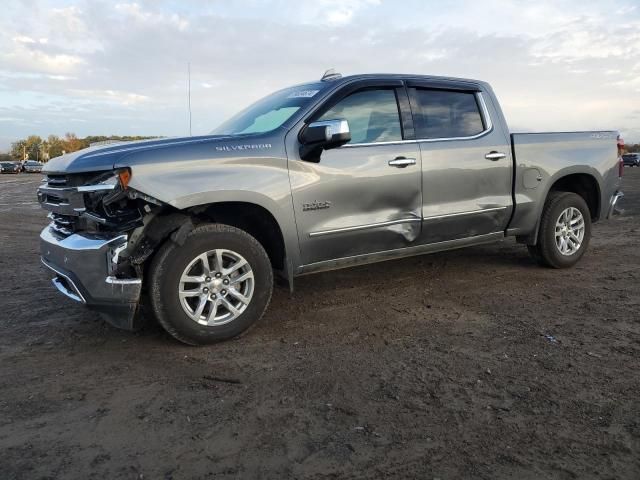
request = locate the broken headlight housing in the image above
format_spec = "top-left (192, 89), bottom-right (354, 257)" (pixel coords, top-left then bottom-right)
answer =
top-left (79, 168), bottom-right (131, 193)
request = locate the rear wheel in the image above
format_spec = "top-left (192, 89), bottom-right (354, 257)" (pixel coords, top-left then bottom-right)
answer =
top-left (149, 223), bottom-right (273, 345)
top-left (528, 191), bottom-right (591, 268)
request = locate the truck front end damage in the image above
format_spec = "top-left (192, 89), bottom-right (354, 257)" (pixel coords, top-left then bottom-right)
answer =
top-left (37, 169), bottom-right (167, 330)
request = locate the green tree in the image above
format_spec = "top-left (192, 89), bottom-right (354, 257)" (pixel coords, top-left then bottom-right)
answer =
top-left (62, 132), bottom-right (84, 153)
top-left (46, 135), bottom-right (65, 159)
top-left (23, 135), bottom-right (43, 161)
top-left (10, 139), bottom-right (27, 160)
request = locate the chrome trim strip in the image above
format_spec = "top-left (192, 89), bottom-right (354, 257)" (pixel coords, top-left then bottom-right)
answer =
top-left (106, 276), bottom-right (142, 286)
top-left (41, 258), bottom-right (86, 303)
top-left (42, 224), bottom-right (127, 251)
top-left (301, 231), bottom-right (505, 275)
top-left (40, 183), bottom-right (114, 193)
top-left (477, 92), bottom-right (493, 131)
top-left (77, 184), bottom-right (116, 192)
top-left (39, 185), bottom-right (74, 194)
top-left (309, 218), bottom-right (421, 238)
top-left (342, 92), bottom-right (493, 148)
top-left (343, 139), bottom-right (418, 148)
top-left (423, 206), bottom-right (507, 221)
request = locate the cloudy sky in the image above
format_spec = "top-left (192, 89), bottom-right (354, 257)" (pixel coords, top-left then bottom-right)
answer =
top-left (1, 0), bottom-right (639, 151)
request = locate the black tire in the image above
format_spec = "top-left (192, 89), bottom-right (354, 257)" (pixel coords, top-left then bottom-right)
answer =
top-left (148, 223), bottom-right (273, 345)
top-left (528, 191), bottom-right (591, 268)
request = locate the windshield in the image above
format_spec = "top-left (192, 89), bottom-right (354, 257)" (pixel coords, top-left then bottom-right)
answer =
top-left (25, 161), bottom-right (40, 165)
top-left (212, 83), bottom-right (327, 136)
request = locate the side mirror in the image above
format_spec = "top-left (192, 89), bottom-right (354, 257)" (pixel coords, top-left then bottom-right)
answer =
top-left (299, 119), bottom-right (351, 162)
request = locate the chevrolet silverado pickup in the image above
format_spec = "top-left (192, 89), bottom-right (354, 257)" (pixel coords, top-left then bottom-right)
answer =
top-left (38, 71), bottom-right (624, 345)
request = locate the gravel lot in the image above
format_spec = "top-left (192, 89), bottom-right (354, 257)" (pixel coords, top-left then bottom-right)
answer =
top-left (1, 169), bottom-right (639, 479)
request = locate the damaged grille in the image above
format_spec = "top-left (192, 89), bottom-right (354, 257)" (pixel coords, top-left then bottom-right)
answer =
top-left (38, 172), bottom-right (108, 238)
top-left (38, 171), bottom-right (146, 239)
top-left (48, 212), bottom-right (77, 237)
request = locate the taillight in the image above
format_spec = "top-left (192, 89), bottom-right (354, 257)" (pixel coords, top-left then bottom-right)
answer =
top-left (619, 157), bottom-right (624, 178)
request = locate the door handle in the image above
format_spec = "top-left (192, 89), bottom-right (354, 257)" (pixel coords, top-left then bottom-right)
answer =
top-left (388, 157), bottom-right (416, 168)
top-left (485, 151), bottom-right (506, 161)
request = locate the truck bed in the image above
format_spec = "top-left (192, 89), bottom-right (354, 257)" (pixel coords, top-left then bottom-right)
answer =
top-left (508, 131), bottom-right (620, 238)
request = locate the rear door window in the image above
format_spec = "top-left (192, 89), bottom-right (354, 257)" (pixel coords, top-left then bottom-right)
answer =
top-left (412, 89), bottom-right (485, 139)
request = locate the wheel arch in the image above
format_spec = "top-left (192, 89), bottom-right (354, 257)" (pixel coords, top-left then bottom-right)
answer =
top-left (525, 168), bottom-right (602, 246)
top-left (185, 201), bottom-right (286, 269)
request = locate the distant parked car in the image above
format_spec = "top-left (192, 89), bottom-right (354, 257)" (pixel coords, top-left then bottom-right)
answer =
top-left (23, 160), bottom-right (44, 173)
top-left (622, 153), bottom-right (640, 167)
top-left (0, 161), bottom-right (21, 174)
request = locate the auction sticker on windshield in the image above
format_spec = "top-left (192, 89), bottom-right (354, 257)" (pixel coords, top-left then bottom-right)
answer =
top-left (287, 90), bottom-right (319, 98)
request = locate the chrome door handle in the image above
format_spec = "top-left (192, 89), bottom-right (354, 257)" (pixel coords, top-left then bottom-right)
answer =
top-left (485, 151), bottom-right (506, 161)
top-left (388, 157), bottom-right (416, 168)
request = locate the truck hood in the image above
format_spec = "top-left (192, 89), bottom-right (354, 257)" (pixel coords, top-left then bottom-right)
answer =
top-left (43, 135), bottom-right (239, 174)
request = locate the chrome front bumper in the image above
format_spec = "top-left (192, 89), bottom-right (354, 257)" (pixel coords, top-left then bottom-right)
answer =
top-left (40, 224), bottom-right (143, 330)
top-left (607, 191), bottom-right (624, 219)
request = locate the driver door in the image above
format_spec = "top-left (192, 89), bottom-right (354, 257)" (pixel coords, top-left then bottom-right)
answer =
top-left (287, 84), bottom-right (423, 267)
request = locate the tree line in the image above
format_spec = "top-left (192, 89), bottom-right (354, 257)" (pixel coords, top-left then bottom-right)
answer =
top-left (6, 133), bottom-right (158, 162)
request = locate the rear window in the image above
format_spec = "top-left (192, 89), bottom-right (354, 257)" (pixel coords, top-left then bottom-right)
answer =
top-left (412, 89), bottom-right (485, 139)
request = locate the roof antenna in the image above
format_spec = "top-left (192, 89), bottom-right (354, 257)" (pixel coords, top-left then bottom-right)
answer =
top-left (321, 68), bottom-right (342, 81)
top-left (187, 62), bottom-right (192, 136)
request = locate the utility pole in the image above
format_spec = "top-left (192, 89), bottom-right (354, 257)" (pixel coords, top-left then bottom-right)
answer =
top-left (187, 62), bottom-right (192, 136)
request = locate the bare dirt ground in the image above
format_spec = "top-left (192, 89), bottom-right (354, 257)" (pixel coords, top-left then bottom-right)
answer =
top-left (0, 170), bottom-right (639, 480)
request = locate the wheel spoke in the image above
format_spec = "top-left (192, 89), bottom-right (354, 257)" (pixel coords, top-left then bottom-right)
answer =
top-left (569, 232), bottom-right (581, 245)
top-left (224, 258), bottom-right (247, 276)
top-left (179, 289), bottom-right (201, 298)
top-left (205, 298), bottom-right (220, 324)
top-left (213, 250), bottom-right (225, 273)
top-left (198, 253), bottom-right (211, 275)
top-left (181, 274), bottom-right (205, 284)
top-left (227, 287), bottom-right (250, 305)
top-left (220, 297), bottom-right (240, 318)
top-left (231, 271), bottom-right (253, 284)
top-left (193, 295), bottom-right (207, 319)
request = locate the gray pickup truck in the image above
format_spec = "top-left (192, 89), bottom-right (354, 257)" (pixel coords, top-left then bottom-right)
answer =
top-left (38, 71), bottom-right (624, 345)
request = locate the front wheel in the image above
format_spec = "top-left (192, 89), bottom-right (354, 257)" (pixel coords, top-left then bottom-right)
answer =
top-left (528, 191), bottom-right (591, 268)
top-left (149, 223), bottom-right (273, 345)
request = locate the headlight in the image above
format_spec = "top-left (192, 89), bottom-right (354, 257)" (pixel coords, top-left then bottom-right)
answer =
top-left (78, 168), bottom-right (131, 192)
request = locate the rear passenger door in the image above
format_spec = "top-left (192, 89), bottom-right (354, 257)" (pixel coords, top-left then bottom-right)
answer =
top-left (407, 82), bottom-right (513, 244)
